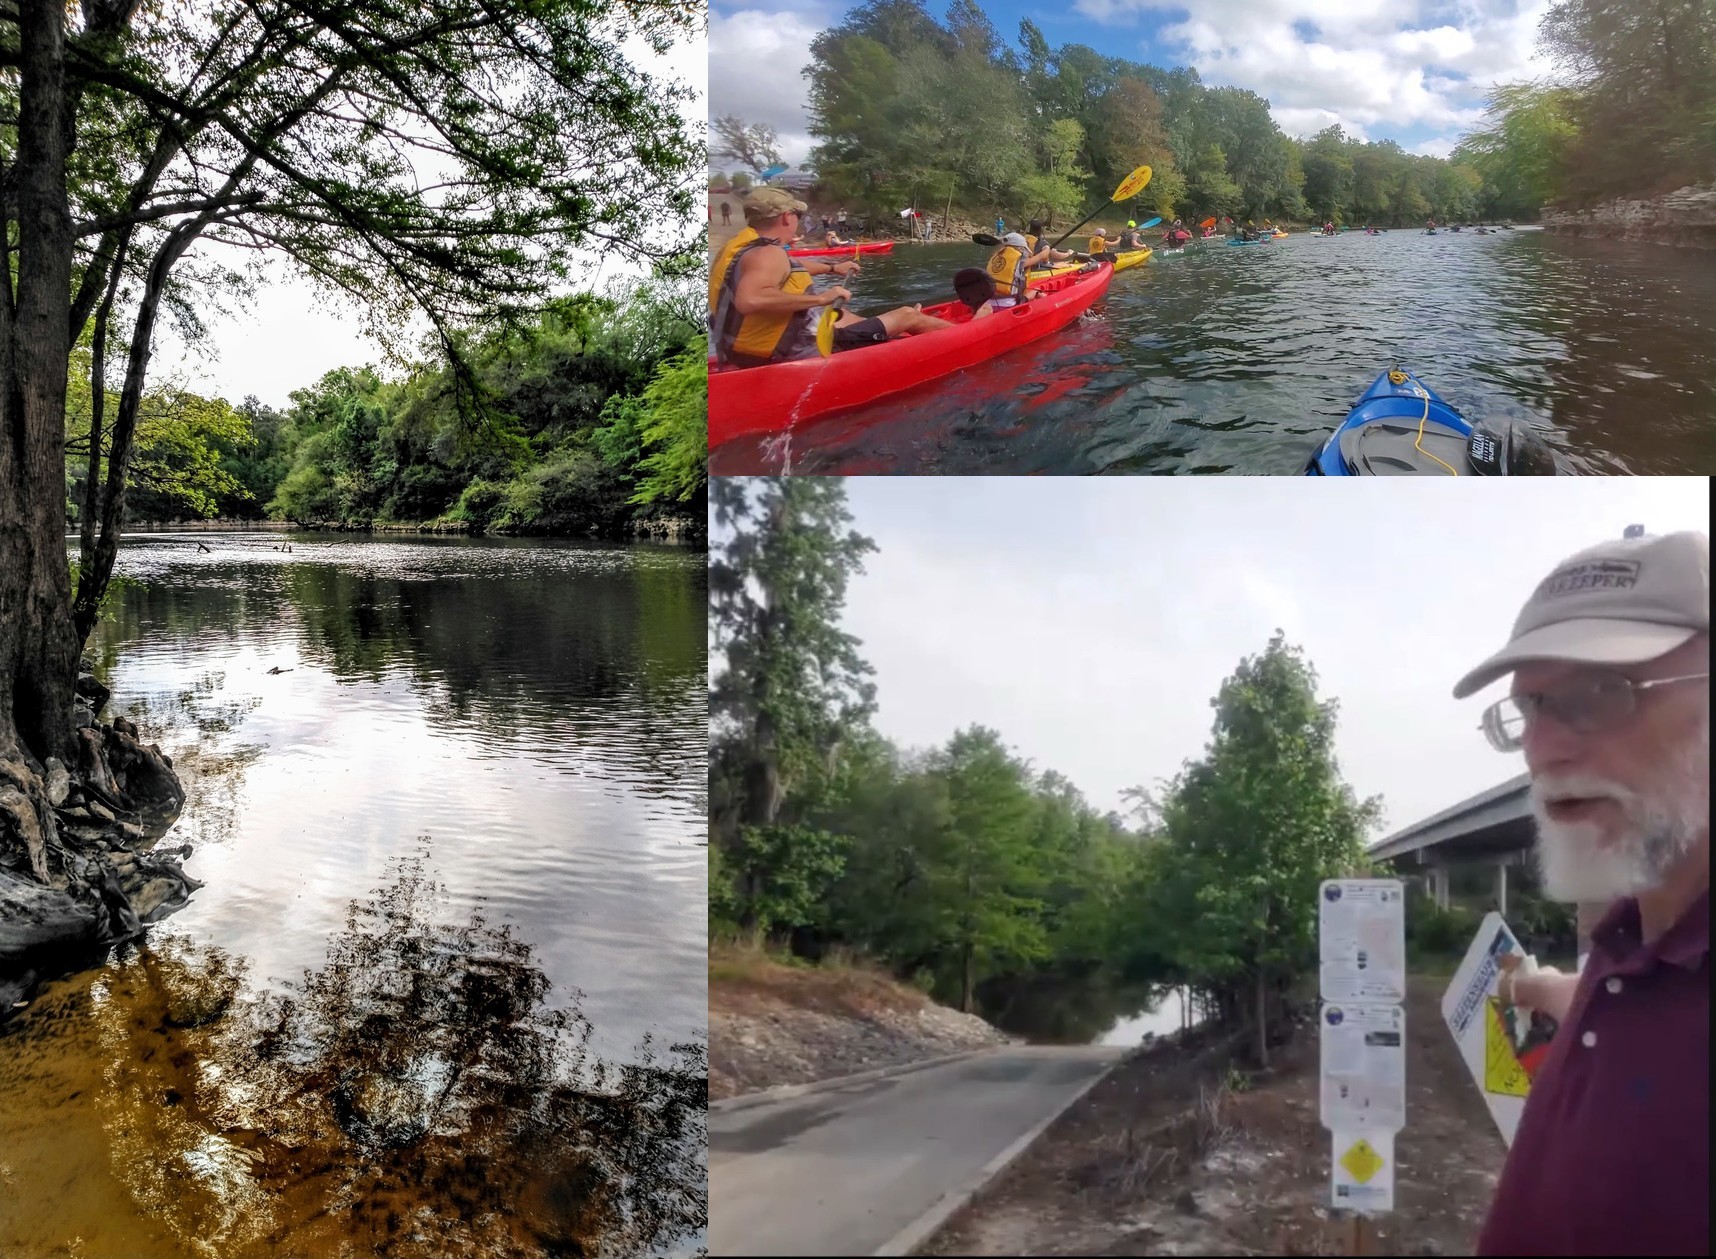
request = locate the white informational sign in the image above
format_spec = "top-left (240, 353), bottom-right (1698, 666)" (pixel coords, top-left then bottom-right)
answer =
top-left (1441, 912), bottom-right (1558, 1148)
top-left (1330, 1128), bottom-right (1395, 1213)
top-left (1319, 1002), bottom-right (1406, 1131)
top-left (1318, 879), bottom-right (1406, 1003)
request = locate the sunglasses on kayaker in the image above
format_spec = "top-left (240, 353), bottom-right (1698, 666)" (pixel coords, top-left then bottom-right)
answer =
top-left (1480, 669), bottom-right (1710, 752)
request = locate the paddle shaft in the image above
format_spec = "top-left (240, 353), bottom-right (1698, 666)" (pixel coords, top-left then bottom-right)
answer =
top-left (972, 232), bottom-right (1090, 261)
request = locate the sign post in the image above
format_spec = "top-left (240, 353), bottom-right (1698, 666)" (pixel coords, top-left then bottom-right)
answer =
top-left (1318, 878), bottom-right (1406, 1254)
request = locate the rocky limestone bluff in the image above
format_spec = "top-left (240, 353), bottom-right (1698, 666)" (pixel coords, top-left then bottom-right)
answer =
top-left (0, 674), bottom-right (197, 1017)
top-left (1542, 183), bottom-right (1716, 250)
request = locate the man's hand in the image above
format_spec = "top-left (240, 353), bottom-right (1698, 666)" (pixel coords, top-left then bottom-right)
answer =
top-left (817, 286), bottom-right (852, 307)
top-left (1498, 952), bottom-right (1580, 1024)
top-left (829, 260), bottom-right (862, 278)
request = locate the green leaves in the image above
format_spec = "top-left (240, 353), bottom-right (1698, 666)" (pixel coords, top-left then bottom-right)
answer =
top-left (629, 336), bottom-right (708, 506)
top-left (252, 283), bottom-right (702, 531)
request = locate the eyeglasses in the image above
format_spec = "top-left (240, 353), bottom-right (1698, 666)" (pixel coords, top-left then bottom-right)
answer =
top-left (1480, 669), bottom-right (1710, 752)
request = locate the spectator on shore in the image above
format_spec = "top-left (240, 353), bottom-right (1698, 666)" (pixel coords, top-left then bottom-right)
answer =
top-left (1455, 528), bottom-right (1708, 1258)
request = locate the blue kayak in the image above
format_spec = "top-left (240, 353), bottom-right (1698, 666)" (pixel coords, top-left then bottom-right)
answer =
top-left (1305, 368), bottom-right (1555, 475)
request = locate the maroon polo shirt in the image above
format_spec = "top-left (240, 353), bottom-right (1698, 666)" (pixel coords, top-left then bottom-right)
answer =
top-left (1477, 888), bottom-right (1710, 1256)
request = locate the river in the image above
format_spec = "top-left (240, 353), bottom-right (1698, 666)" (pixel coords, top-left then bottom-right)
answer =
top-left (1098, 987), bottom-right (1198, 1047)
top-left (0, 533), bottom-right (707, 1258)
top-left (708, 230), bottom-right (1716, 475)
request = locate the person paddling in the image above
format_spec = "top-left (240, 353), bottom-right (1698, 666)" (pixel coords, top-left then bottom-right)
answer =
top-left (1025, 219), bottom-right (1076, 267)
top-left (709, 187), bottom-right (954, 367)
top-left (823, 225), bottom-right (855, 248)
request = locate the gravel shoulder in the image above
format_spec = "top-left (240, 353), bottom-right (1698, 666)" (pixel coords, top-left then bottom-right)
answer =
top-left (920, 974), bottom-right (1506, 1256)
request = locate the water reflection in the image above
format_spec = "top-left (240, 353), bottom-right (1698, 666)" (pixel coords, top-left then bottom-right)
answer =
top-left (3, 856), bottom-right (706, 1258)
top-left (98, 537), bottom-right (706, 810)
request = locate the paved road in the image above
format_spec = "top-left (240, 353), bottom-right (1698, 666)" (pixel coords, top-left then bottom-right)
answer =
top-left (709, 1045), bottom-right (1124, 1257)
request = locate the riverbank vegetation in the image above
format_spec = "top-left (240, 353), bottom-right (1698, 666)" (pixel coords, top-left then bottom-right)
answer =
top-left (64, 277), bottom-right (708, 540)
top-left (720, 0), bottom-right (1713, 233)
top-left (709, 478), bottom-right (1381, 1064)
top-left (1455, 0), bottom-right (1715, 219)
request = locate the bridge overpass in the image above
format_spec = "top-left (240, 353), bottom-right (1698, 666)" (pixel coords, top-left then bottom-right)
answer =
top-left (1367, 772), bottom-right (1534, 913)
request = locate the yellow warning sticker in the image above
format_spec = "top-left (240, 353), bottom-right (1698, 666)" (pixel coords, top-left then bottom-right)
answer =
top-left (1339, 1137), bottom-right (1385, 1184)
top-left (1483, 998), bottom-right (1531, 1097)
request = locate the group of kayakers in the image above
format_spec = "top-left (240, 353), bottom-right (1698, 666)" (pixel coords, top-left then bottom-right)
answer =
top-left (709, 188), bottom-right (1173, 368)
top-left (709, 191), bottom-right (1105, 366)
top-left (1229, 217), bottom-right (1284, 241)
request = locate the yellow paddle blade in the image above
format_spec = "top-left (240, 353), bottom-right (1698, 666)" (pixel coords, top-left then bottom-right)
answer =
top-left (815, 306), bottom-right (839, 357)
top-left (1114, 165), bottom-right (1152, 201)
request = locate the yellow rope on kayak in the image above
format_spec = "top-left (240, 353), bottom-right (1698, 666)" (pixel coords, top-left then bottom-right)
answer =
top-left (1393, 368), bottom-right (1459, 475)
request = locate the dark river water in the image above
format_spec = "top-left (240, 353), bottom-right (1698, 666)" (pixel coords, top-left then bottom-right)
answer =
top-left (707, 230), bottom-right (1716, 475)
top-left (0, 533), bottom-right (707, 1258)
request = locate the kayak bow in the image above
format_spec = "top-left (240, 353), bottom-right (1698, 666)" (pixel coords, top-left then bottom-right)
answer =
top-left (1305, 368), bottom-right (1556, 476)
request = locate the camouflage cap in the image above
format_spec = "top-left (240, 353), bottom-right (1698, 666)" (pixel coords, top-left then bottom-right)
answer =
top-left (744, 187), bottom-right (808, 222)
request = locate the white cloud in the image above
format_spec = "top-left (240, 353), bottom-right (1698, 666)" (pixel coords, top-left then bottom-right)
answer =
top-left (1090, 0), bottom-right (1558, 151)
top-left (708, 8), bottom-right (835, 170)
top-left (837, 479), bottom-right (1711, 837)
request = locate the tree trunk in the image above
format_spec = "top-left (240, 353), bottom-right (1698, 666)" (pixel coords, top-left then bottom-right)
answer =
top-left (76, 227), bottom-right (202, 649)
top-left (73, 240), bottom-right (131, 639)
top-left (1, 0), bottom-right (79, 765)
top-left (962, 940), bottom-right (973, 1014)
top-left (961, 853), bottom-right (974, 1012)
top-left (1254, 968), bottom-right (1269, 1069)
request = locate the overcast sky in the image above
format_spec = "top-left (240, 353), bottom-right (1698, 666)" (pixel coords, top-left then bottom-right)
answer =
top-left (150, 31), bottom-right (706, 411)
top-left (710, 0), bottom-right (1555, 171)
top-left (834, 478), bottom-right (1710, 844)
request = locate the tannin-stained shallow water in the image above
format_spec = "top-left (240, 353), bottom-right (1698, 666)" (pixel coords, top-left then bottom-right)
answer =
top-left (0, 532), bottom-right (707, 1258)
top-left (708, 230), bottom-right (1716, 475)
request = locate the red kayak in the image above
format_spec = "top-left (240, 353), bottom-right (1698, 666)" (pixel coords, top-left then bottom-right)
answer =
top-left (708, 263), bottom-right (1113, 448)
top-left (786, 241), bottom-right (895, 257)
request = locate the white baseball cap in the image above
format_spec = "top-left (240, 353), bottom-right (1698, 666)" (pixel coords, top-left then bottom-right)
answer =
top-left (1452, 529), bottom-right (1709, 699)
top-left (1002, 232), bottom-right (1028, 247)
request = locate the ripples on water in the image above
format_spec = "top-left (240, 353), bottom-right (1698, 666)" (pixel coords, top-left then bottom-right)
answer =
top-left (707, 232), bottom-right (1716, 474)
top-left (1, 532), bottom-right (708, 1257)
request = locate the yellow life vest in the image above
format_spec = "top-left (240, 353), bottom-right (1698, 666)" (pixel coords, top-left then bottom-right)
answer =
top-left (1089, 233), bottom-right (1107, 255)
top-left (985, 245), bottom-right (1026, 298)
top-left (709, 227), bottom-right (818, 363)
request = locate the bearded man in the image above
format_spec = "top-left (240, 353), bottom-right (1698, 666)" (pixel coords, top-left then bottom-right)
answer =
top-left (1453, 527), bottom-right (1709, 1257)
